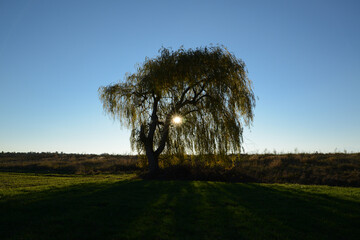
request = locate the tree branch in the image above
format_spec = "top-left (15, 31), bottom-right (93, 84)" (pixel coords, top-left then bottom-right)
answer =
top-left (154, 115), bottom-right (171, 157)
top-left (183, 109), bottom-right (200, 116)
top-left (148, 95), bottom-right (160, 143)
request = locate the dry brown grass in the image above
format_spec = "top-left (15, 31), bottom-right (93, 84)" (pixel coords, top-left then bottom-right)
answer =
top-left (0, 152), bottom-right (138, 174)
top-left (1, 152), bottom-right (359, 186)
top-left (146, 153), bottom-right (360, 187)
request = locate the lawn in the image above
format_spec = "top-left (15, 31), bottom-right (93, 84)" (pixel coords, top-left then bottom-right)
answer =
top-left (1, 172), bottom-right (359, 240)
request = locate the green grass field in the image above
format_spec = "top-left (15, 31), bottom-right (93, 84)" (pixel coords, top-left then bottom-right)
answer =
top-left (1, 172), bottom-right (359, 240)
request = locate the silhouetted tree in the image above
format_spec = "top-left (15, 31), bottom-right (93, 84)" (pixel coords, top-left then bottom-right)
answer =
top-left (99, 46), bottom-right (256, 175)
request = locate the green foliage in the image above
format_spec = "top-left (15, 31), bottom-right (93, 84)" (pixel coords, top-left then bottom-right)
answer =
top-left (1, 172), bottom-right (360, 240)
top-left (99, 46), bottom-right (255, 157)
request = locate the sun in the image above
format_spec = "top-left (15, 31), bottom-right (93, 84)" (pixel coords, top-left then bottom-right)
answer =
top-left (172, 115), bottom-right (182, 125)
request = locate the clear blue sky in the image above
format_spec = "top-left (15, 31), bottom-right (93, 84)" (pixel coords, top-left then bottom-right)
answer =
top-left (1, 0), bottom-right (359, 154)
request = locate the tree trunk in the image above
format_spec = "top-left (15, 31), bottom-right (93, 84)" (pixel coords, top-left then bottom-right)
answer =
top-left (146, 147), bottom-right (159, 176)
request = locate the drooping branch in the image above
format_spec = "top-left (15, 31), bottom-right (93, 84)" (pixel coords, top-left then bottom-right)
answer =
top-left (139, 124), bottom-right (147, 144)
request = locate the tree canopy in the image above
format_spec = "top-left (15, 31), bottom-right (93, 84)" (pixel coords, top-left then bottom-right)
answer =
top-left (99, 46), bottom-right (256, 173)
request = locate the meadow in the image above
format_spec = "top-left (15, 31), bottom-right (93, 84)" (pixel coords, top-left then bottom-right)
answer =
top-left (1, 152), bottom-right (360, 239)
top-left (1, 171), bottom-right (359, 240)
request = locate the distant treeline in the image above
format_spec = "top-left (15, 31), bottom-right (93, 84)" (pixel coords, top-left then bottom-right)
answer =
top-left (0, 152), bottom-right (359, 187)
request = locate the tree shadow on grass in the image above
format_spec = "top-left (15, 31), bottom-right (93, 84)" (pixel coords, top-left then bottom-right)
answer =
top-left (1, 179), bottom-right (359, 240)
top-left (205, 183), bottom-right (360, 240)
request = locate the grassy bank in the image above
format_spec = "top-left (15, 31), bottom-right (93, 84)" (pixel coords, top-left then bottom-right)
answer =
top-left (1, 172), bottom-right (360, 240)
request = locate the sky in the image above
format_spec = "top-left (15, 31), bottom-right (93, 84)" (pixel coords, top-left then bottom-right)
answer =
top-left (1, 0), bottom-right (359, 154)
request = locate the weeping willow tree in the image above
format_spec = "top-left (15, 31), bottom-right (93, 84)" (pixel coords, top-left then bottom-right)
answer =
top-left (99, 46), bottom-right (256, 174)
